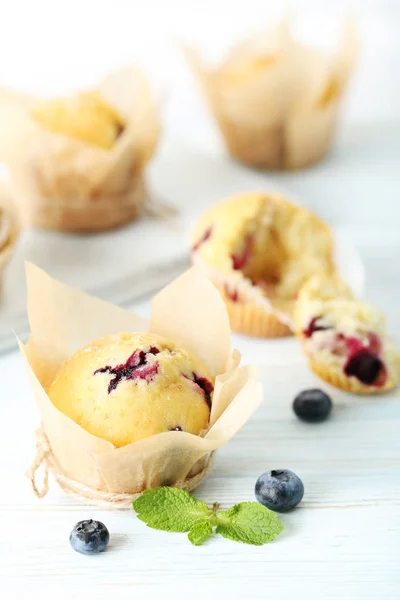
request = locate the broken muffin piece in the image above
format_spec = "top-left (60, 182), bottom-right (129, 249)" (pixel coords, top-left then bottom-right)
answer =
top-left (191, 192), bottom-right (335, 337)
top-left (294, 276), bottom-right (400, 394)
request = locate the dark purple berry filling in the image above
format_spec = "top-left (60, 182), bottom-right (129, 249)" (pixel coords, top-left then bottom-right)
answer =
top-left (192, 227), bottom-right (213, 252)
top-left (305, 319), bottom-right (387, 388)
top-left (183, 372), bottom-right (214, 409)
top-left (344, 350), bottom-right (386, 386)
top-left (303, 316), bottom-right (331, 338)
top-left (94, 347), bottom-right (160, 394)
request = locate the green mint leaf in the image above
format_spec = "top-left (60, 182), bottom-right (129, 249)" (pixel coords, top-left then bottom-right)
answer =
top-left (188, 520), bottom-right (213, 546)
top-left (215, 502), bottom-right (283, 545)
top-left (133, 487), bottom-right (211, 532)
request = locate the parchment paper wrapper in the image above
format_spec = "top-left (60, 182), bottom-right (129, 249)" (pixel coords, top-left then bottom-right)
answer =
top-left (184, 18), bottom-right (358, 170)
top-left (0, 67), bottom-right (160, 232)
top-left (0, 183), bottom-right (20, 297)
top-left (21, 263), bottom-right (262, 497)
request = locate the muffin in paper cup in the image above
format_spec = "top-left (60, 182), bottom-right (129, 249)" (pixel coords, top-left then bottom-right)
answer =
top-left (184, 18), bottom-right (357, 170)
top-left (191, 192), bottom-right (335, 338)
top-left (21, 263), bottom-right (262, 504)
top-left (294, 276), bottom-right (400, 394)
top-left (0, 183), bottom-right (20, 296)
top-left (0, 66), bottom-right (160, 232)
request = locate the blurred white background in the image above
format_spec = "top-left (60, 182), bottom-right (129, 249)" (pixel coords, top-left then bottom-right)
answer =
top-left (0, 0), bottom-right (398, 124)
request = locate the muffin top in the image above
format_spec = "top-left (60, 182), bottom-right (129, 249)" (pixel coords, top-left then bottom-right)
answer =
top-left (48, 332), bottom-right (214, 447)
top-left (31, 91), bottom-right (125, 149)
top-left (191, 192), bottom-right (334, 314)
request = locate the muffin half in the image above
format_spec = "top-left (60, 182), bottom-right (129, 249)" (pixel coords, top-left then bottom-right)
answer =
top-left (191, 192), bottom-right (335, 337)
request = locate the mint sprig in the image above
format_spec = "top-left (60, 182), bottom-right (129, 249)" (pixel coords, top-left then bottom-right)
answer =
top-left (133, 488), bottom-right (283, 546)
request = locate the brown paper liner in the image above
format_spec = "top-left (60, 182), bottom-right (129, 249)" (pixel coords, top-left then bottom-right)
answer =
top-left (22, 264), bottom-right (263, 502)
top-left (219, 286), bottom-right (291, 338)
top-left (0, 184), bottom-right (20, 292)
top-left (192, 252), bottom-right (294, 339)
top-left (215, 116), bottom-right (285, 170)
top-left (307, 356), bottom-right (399, 395)
top-left (0, 67), bottom-right (160, 232)
top-left (216, 108), bottom-right (338, 170)
top-left (12, 169), bottom-right (147, 232)
top-left (27, 426), bottom-right (215, 508)
top-left (184, 19), bottom-right (357, 171)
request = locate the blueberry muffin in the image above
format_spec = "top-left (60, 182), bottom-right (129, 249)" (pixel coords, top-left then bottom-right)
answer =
top-left (185, 19), bottom-right (357, 171)
top-left (48, 333), bottom-right (214, 447)
top-left (32, 91), bottom-right (125, 149)
top-left (294, 276), bottom-right (400, 394)
top-left (191, 192), bottom-right (335, 337)
top-left (5, 68), bottom-right (159, 232)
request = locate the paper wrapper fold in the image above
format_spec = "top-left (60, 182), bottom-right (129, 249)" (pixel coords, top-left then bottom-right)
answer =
top-left (0, 183), bottom-right (20, 296)
top-left (184, 18), bottom-right (358, 170)
top-left (21, 263), bottom-right (262, 496)
top-left (0, 67), bottom-right (160, 232)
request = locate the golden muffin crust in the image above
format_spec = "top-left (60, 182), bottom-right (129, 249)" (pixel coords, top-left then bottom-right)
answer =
top-left (48, 333), bottom-right (214, 447)
top-left (32, 91), bottom-right (125, 149)
top-left (191, 192), bottom-right (334, 334)
top-left (294, 276), bottom-right (400, 394)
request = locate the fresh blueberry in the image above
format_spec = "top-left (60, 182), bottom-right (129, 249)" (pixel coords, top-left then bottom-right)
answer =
top-left (69, 519), bottom-right (110, 555)
top-left (293, 389), bottom-right (332, 423)
top-left (255, 469), bottom-right (304, 512)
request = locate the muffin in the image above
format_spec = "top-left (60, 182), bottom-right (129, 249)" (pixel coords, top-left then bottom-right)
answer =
top-left (23, 264), bottom-right (262, 500)
top-left (185, 19), bottom-right (357, 170)
top-left (32, 91), bottom-right (126, 150)
top-left (48, 332), bottom-right (214, 447)
top-left (2, 67), bottom-right (160, 232)
top-left (294, 276), bottom-right (400, 394)
top-left (191, 192), bottom-right (335, 337)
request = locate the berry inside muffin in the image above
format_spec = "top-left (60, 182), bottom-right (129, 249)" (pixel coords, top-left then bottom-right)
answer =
top-left (191, 193), bottom-right (334, 324)
top-left (48, 333), bottom-right (214, 447)
top-left (295, 277), bottom-right (400, 393)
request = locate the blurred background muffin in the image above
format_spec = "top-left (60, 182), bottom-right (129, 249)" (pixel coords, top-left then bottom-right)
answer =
top-left (184, 17), bottom-right (358, 170)
top-left (31, 91), bottom-right (126, 150)
top-left (0, 67), bottom-right (160, 232)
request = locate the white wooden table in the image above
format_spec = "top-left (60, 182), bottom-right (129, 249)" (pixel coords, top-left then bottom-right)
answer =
top-left (2, 234), bottom-right (399, 599)
top-left (2, 119), bottom-right (400, 598)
